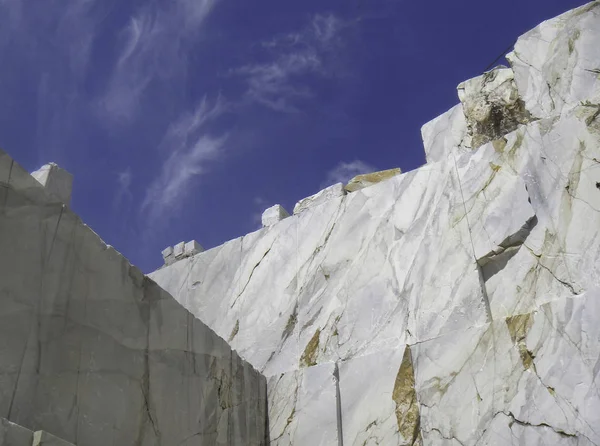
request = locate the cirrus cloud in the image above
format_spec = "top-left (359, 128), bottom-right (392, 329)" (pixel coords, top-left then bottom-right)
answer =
top-left (234, 13), bottom-right (348, 113)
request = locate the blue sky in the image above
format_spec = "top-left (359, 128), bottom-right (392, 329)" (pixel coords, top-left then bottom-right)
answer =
top-left (0, 0), bottom-right (589, 273)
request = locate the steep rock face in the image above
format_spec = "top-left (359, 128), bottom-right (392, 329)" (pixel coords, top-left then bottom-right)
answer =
top-left (420, 103), bottom-right (469, 163)
top-left (293, 183), bottom-right (346, 215)
top-left (0, 151), bottom-right (267, 445)
top-left (149, 3), bottom-right (600, 445)
top-left (507, 1), bottom-right (600, 120)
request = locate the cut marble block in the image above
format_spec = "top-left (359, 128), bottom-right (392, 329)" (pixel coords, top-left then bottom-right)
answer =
top-left (457, 66), bottom-right (532, 148)
top-left (268, 363), bottom-right (339, 445)
top-left (506, 1), bottom-right (600, 120)
top-left (161, 245), bottom-right (175, 265)
top-left (454, 107), bottom-right (600, 319)
top-left (184, 239), bottom-right (203, 256)
top-left (412, 290), bottom-right (600, 446)
top-left (0, 148), bottom-right (267, 446)
top-left (420, 103), bottom-right (469, 163)
top-left (161, 245), bottom-right (173, 259)
top-left (173, 241), bottom-right (185, 257)
top-left (338, 347), bottom-right (421, 446)
top-left (293, 182), bottom-right (346, 215)
top-left (31, 162), bottom-right (73, 206)
top-left (262, 204), bottom-right (290, 227)
top-left (146, 282), bottom-right (267, 445)
top-left (344, 168), bottom-right (402, 192)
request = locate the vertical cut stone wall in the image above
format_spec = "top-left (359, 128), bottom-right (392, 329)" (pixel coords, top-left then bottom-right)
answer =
top-left (0, 150), bottom-right (267, 446)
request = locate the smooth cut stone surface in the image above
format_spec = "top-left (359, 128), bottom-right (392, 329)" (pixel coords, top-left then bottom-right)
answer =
top-left (0, 149), bottom-right (267, 446)
top-left (420, 103), bottom-right (470, 163)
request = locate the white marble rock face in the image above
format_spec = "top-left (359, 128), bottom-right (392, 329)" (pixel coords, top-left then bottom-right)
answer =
top-left (293, 182), bottom-right (346, 215)
top-left (507, 1), bottom-right (600, 120)
top-left (420, 103), bottom-right (470, 163)
top-left (150, 3), bottom-right (600, 444)
top-left (152, 157), bottom-right (490, 377)
top-left (267, 363), bottom-right (339, 446)
top-left (413, 290), bottom-right (600, 445)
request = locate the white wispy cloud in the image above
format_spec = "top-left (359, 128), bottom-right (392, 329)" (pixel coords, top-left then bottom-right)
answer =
top-left (0, 0), bottom-right (107, 161)
top-left (140, 96), bottom-right (228, 231)
top-left (235, 13), bottom-right (346, 112)
top-left (99, 0), bottom-right (218, 123)
top-left (114, 167), bottom-right (133, 209)
top-left (321, 160), bottom-right (377, 188)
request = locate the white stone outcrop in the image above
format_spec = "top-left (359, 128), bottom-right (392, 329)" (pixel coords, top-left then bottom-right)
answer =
top-left (262, 204), bottom-right (290, 227)
top-left (293, 182), bottom-right (346, 215)
top-left (31, 162), bottom-right (73, 206)
top-left (150, 3), bottom-right (600, 445)
top-left (421, 103), bottom-right (470, 163)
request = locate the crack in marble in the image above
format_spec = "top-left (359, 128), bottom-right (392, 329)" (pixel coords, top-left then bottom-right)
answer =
top-left (502, 410), bottom-right (578, 438)
top-left (231, 242), bottom-right (275, 308)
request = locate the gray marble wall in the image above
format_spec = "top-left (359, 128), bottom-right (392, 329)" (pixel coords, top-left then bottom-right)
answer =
top-left (0, 150), bottom-right (267, 446)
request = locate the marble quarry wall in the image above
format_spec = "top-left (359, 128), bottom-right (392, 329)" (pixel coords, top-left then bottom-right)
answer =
top-left (150, 2), bottom-right (600, 445)
top-left (0, 152), bottom-right (267, 445)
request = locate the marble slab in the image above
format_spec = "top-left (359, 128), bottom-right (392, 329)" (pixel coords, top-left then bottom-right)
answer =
top-left (338, 346), bottom-right (421, 446)
top-left (412, 289), bottom-right (600, 445)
